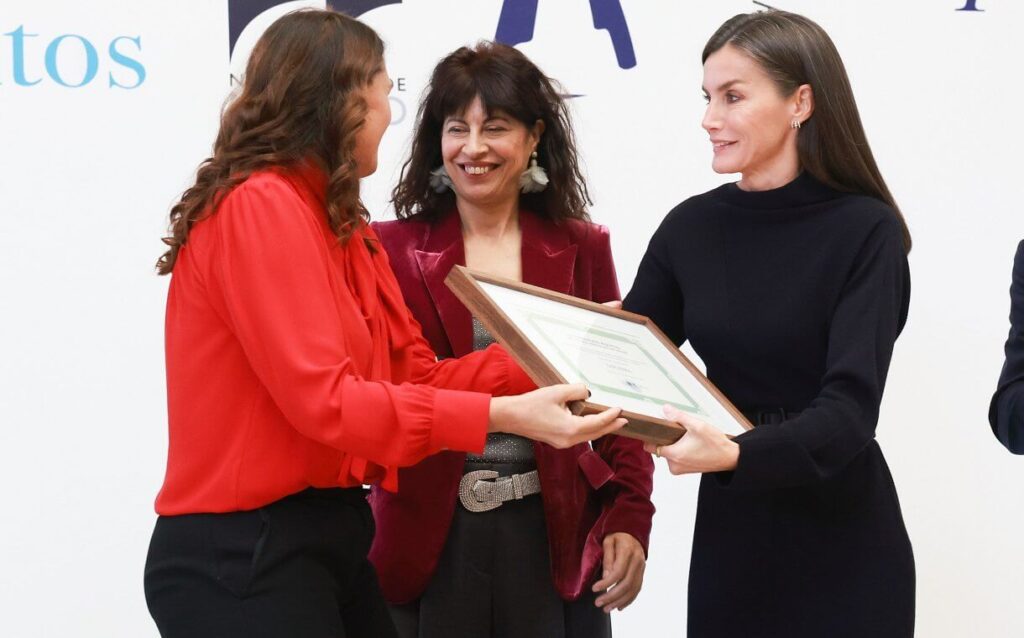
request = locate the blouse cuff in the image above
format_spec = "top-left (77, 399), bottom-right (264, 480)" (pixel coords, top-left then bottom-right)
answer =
top-left (502, 346), bottom-right (538, 395)
top-left (429, 389), bottom-right (490, 454)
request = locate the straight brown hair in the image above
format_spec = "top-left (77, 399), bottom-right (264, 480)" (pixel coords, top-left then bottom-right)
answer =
top-left (704, 10), bottom-right (911, 252)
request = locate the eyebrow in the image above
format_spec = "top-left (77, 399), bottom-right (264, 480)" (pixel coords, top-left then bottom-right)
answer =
top-left (443, 115), bottom-right (511, 124)
top-left (702, 79), bottom-right (746, 93)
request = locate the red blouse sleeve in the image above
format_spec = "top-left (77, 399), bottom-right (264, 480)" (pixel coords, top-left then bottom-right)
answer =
top-left (205, 175), bottom-right (513, 478)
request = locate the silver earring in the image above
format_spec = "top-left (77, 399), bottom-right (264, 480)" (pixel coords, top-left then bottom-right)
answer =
top-left (519, 151), bottom-right (549, 193)
top-left (429, 165), bottom-right (452, 193)
top-left (791, 119), bottom-right (802, 130)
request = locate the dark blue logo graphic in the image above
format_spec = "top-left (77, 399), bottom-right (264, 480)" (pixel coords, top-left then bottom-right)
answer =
top-left (956, 1), bottom-right (983, 10)
top-left (2, 26), bottom-right (145, 88)
top-left (229, 0), bottom-right (402, 58)
top-left (495, 0), bottom-right (635, 69)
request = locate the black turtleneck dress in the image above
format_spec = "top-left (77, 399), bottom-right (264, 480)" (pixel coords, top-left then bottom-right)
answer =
top-left (623, 173), bottom-right (915, 637)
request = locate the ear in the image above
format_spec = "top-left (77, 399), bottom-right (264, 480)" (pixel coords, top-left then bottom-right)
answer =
top-left (792, 84), bottom-right (814, 125)
top-left (529, 119), bottom-right (546, 149)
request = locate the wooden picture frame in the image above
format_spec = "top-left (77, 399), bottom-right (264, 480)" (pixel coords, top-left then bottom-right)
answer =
top-left (445, 265), bottom-right (753, 445)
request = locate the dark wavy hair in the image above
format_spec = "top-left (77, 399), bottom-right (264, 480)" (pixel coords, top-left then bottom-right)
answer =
top-left (705, 10), bottom-right (912, 252)
top-left (156, 9), bottom-right (384, 274)
top-left (391, 41), bottom-right (590, 223)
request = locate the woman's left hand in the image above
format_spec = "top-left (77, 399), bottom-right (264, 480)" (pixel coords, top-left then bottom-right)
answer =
top-left (592, 532), bottom-right (646, 613)
top-left (643, 405), bottom-right (740, 474)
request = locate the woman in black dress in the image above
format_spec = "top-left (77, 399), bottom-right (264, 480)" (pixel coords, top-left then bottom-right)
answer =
top-left (623, 10), bottom-right (915, 637)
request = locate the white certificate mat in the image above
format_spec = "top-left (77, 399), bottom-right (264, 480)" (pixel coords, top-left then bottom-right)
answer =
top-left (477, 280), bottom-right (748, 437)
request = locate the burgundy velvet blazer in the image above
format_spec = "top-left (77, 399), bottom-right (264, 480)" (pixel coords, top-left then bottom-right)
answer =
top-left (367, 210), bottom-right (656, 603)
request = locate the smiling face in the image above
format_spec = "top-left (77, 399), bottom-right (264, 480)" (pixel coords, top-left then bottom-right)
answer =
top-left (701, 44), bottom-right (812, 190)
top-left (353, 67), bottom-right (393, 178)
top-left (441, 95), bottom-right (543, 211)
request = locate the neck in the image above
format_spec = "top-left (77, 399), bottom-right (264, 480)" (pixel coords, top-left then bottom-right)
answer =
top-left (456, 197), bottom-right (521, 240)
top-left (738, 147), bottom-right (801, 192)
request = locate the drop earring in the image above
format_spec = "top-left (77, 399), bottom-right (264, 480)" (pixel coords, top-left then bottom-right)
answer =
top-left (429, 165), bottom-right (452, 193)
top-left (519, 151), bottom-right (549, 193)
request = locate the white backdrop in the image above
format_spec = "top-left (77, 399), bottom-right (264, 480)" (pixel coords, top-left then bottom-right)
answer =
top-left (2, 1), bottom-right (1022, 636)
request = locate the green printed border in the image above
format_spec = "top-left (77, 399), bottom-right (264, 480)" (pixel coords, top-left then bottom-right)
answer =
top-left (527, 313), bottom-right (707, 416)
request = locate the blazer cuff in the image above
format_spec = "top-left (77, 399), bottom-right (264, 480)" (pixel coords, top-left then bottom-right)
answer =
top-left (598, 508), bottom-right (654, 556)
top-left (429, 389), bottom-right (489, 454)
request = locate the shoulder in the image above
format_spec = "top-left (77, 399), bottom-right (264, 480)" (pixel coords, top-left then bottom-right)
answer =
top-left (649, 186), bottom-right (727, 241)
top-left (211, 169), bottom-right (311, 230)
top-left (199, 169), bottom-right (316, 244)
top-left (828, 194), bottom-right (906, 251)
top-left (558, 217), bottom-right (612, 249)
top-left (370, 215), bottom-right (433, 253)
top-left (222, 169), bottom-right (302, 206)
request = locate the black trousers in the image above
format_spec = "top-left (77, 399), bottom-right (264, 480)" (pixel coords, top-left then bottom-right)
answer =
top-left (389, 461), bottom-right (612, 638)
top-left (144, 487), bottom-right (398, 638)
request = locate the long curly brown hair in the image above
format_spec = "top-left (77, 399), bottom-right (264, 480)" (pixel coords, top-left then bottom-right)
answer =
top-left (156, 9), bottom-right (384, 274)
top-left (391, 42), bottom-right (590, 223)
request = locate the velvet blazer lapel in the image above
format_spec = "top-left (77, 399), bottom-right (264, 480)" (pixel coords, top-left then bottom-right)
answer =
top-left (414, 211), bottom-right (471, 356)
top-left (520, 211), bottom-right (578, 296)
top-left (413, 210), bottom-right (579, 357)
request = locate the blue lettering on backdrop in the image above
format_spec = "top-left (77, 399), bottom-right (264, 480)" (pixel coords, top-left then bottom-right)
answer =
top-left (109, 36), bottom-right (146, 89)
top-left (5, 26), bottom-right (42, 86)
top-left (495, 0), bottom-right (636, 69)
top-left (45, 35), bottom-right (99, 88)
top-left (2, 25), bottom-right (146, 88)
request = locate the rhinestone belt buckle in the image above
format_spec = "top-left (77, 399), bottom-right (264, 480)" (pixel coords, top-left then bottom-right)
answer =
top-left (458, 470), bottom-right (501, 512)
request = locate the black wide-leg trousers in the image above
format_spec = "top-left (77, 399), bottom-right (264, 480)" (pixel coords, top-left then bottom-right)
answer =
top-left (144, 487), bottom-right (397, 638)
top-left (389, 461), bottom-right (612, 638)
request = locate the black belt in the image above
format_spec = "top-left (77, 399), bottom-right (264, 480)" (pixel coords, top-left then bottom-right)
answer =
top-left (742, 408), bottom-right (802, 427)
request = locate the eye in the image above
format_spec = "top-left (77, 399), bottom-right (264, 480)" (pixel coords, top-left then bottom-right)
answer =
top-left (485, 126), bottom-right (508, 133)
top-left (726, 92), bottom-right (741, 103)
top-left (446, 125), bottom-right (466, 135)
top-left (701, 93), bottom-right (710, 104)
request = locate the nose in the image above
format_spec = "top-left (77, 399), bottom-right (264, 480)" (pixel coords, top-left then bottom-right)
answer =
top-left (464, 130), bottom-right (488, 156)
top-left (701, 101), bottom-right (721, 134)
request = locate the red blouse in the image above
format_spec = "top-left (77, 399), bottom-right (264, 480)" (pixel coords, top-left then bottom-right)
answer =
top-left (155, 163), bottom-right (533, 515)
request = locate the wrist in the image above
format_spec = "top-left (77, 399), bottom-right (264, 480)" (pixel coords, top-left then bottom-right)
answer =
top-left (723, 440), bottom-right (740, 471)
top-left (488, 395), bottom-right (519, 434)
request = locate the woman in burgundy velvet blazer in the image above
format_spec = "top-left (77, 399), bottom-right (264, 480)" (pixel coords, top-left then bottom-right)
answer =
top-left (368, 43), bottom-right (655, 637)
top-left (369, 210), bottom-right (655, 598)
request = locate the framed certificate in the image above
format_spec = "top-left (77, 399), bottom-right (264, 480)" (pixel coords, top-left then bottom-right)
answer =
top-left (445, 266), bottom-right (753, 445)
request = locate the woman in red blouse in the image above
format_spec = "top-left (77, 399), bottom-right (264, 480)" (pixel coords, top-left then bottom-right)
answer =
top-left (143, 11), bottom-right (625, 638)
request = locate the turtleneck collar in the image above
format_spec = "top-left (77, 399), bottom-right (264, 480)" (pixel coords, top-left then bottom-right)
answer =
top-left (717, 171), bottom-right (840, 210)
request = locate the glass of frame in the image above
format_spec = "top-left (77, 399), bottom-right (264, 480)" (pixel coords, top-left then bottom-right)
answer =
top-left (445, 266), bottom-right (752, 445)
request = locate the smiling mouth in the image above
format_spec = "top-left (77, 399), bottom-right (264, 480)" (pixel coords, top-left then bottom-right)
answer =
top-left (712, 141), bottom-right (735, 150)
top-left (460, 164), bottom-right (495, 175)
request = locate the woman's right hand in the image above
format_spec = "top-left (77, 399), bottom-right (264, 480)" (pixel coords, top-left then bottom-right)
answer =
top-left (489, 384), bottom-right (626, 449)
